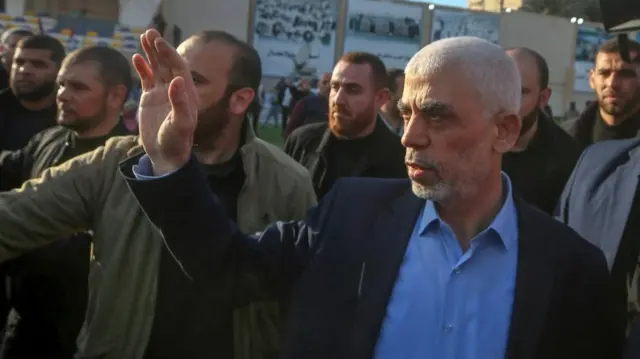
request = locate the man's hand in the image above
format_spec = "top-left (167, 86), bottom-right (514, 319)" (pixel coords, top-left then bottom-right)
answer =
top-left (132, 29), bottom-right (199, 175)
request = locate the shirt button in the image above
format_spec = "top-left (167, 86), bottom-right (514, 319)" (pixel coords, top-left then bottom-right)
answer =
top-left (443, 324), bottom-right (454, 333)
top-left (453, 267), bottom-right (461, 274)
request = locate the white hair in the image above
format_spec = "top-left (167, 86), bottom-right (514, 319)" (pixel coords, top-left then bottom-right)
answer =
top-left (405, 36), bottom-right (521, 118)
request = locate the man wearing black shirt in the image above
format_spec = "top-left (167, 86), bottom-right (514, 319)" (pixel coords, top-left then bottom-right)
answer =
top-left (285, 52), bottom-right (406, 199)
top-left (0, 29), bottom-right (33, 90)
top-left (0, 35), bottom-right (65, 151)
top-left (565, 38), bottom-right (640, 151)
top-left (0, 46), bottom-right (133, 359)
top-left (502, 48), bottom-right (580, 214)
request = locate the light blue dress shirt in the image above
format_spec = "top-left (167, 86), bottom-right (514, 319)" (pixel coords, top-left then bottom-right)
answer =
top-left (132, 155), bottom-right (177, 180)
top-left (374, 173), bottom-right (519, 359)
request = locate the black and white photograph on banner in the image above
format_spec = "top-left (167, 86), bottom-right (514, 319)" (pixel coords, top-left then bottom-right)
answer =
top-left (252, 0), bottom-right (339, 78)
top-left (430, 9), bottom-right (500, 44)
top-left (343, 0), bottom-right (423, 69)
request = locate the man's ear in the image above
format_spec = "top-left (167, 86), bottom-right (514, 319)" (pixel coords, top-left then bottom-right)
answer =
top-left (375, 88), bottom-right (391, 109)
top-left (230, 88), bottom-right (255, 116)
top-left (539, 88), bottom-right (551, 109)
top-left (494, 113), bottom-right (521, 154)
top-left (108, 84), bottom-right (128, 111)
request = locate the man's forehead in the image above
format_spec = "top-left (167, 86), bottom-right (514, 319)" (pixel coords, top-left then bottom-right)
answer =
top-left (14, 48), bottom-right (52, 60)
top-left (177, 39), bottom-right (233, 74)
top-left (58, 61), bottom-right (100, 80)
top-left (401, 73), bottom-right (473, 108)
top-left (596, 51), bottom-right (639, 69)
top-left (331, 61), bottom-right (370, 83)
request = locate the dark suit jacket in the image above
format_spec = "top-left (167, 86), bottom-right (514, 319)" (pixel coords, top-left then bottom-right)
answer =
top-left (123, 157), bottom-right (619, 359)
top-left (557, 138), bottom-right (640, 358)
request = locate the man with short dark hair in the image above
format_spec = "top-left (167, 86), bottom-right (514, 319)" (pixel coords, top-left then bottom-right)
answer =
top-left (0, 35), bottom-right (65, 151)
top-left (0, 29), bottom-right (315, 359)
top-left (284, 72), bottom-right (331, 138)
top-left (502, 47), bottom-right (581, 214)
top-left (0, 45), bottom-right (132, 358)
top-left (380, 68), bottom-right (405, 136)
top-left (565, 38), bottom-right (640, 151)
top-left (0, 29), bottom-right (34, 89)
top-left (285, 52), bottom-right (406, 199)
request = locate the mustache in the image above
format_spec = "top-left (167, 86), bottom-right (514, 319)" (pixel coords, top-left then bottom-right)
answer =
top-left (331, 104), bottom-right (351, 116)
top-left (405, 150), bottom-right (439, 170)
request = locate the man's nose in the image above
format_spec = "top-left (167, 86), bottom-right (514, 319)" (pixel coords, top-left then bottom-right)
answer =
top-left (401, 117), bottom-right (429, 149)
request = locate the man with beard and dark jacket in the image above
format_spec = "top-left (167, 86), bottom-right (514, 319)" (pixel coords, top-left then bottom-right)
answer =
top-left (502, 48), bottom-right (581, 214)
top-left (0, 46), bottom-right (133, 359)
top-left (564, 38), bottom-right (640, 151)
top-left (284, 52), bottom-right (406, 199)
top-left (0, 29), bottom-right (34, 90)
top-left (0, 35), bottom-right (64, 151)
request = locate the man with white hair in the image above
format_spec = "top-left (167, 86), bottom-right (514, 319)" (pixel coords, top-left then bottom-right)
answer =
top-left (123, 36), bottom-right (621, 358)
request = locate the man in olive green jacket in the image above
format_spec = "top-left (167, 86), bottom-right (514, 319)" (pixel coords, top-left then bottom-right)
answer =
top-left (0, 26), bottom-right (316, 359)
top-left (0, 30), bottom-right (317, 359)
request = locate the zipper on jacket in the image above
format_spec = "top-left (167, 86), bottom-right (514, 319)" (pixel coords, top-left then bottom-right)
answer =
top-left (358, 262), bottom-right (366, 297)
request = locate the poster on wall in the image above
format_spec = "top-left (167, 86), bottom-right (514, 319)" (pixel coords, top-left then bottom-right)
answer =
top-left (342, 0), bottom-right (423, 70)
top-left (430, 9), bottom-right (499, 44)
top-left (574, 25), bottom-right (612, 92)
top-left (252, 0), bottom-right (339, 78)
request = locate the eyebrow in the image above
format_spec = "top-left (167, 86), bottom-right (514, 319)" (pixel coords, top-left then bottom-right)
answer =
top-left (398, 100), bottom-right (453, 113)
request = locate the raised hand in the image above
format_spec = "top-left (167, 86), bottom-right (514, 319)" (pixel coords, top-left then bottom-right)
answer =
top-left (132, 29), bottom-right (199, 175)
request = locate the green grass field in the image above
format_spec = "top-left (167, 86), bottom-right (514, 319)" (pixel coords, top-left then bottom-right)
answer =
top-left (256, 124), bottom-right (285, 148)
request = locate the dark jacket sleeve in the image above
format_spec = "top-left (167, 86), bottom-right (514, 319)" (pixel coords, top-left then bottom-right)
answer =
top-left (284, 100), bottom-right (305, 139)
top-left (0, 134), bottom-right (39, 191)
top-left (554, 145), bottom-right (591, 222)
top-left (121, 156), bottom-right (338, 296)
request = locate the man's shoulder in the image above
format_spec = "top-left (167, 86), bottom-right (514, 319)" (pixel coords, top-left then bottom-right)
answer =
top-left (246, 137), bottom-right (313, 183)
top-left (288, 122), bottom-right (328, 144)
top-left (582, 138), bottom-right (640, 162)
top-left (517, 201), bottom-right (606, 266)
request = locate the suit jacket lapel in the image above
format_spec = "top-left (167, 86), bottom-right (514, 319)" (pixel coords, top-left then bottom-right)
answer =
top-left (505, 199), bottom-right (556, 359)
top-left (579, 147), bottom-right (640, 268)
top-left (348, 186), bottom-right (424, 359)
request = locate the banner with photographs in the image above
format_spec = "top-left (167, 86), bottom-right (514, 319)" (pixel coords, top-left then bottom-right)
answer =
top-left (342, 0), bottom-right (423, 70)
top-left (430, 9), bottom-right (500, 44)
top-left (252, 0), bottom-right (339, 78)
top-left (574, 25), bottom-right (613, 92)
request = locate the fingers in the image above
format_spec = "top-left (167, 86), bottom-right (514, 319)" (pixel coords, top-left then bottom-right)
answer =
top-left (141, 30), bottom-right (170, 83)
top-left (153, 37), bottom-right (200, 108)
top-left (168, 76), bottom-right (196, 132)
top-left (132, 54), bottom-right (155, 90)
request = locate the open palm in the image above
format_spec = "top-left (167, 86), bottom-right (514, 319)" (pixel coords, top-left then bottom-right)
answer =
top-left (132, 29), bottom-right (199, 175)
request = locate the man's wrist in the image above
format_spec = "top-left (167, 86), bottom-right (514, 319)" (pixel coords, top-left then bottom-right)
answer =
top-left (150, 157), bottom-right (189, 176)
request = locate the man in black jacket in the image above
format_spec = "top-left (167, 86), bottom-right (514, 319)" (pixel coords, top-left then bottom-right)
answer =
top-left (502, 48), bottom-right (581, 214)
top-left (284, 52), bottom-right (406, 199)
top-left (0, 46), bottom-right (132, 359)
top-left (122, 35), bottom-right (621, 359)
top-left (564, 38), bottom-right (640, 152)
top-left (0, 35), bottom-right (65, 151)
top-left (0, 29), bottom-right (33, 90)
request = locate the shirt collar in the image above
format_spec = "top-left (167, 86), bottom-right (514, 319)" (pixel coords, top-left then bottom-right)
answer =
top-left (418, 172), bottom-right (518, 251)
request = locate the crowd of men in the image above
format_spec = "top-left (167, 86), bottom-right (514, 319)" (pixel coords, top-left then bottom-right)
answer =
top-left (0, 20), bottom-right (639, 359)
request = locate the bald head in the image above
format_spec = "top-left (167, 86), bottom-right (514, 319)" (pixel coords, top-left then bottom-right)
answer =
top-left (405, 36), bottom-right (521, 117)
top-left (506, 47), bottom-right (549, 90)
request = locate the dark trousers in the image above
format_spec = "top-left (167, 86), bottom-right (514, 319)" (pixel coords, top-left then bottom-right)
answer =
top-left (281, 107), bottom-right (290, 134)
